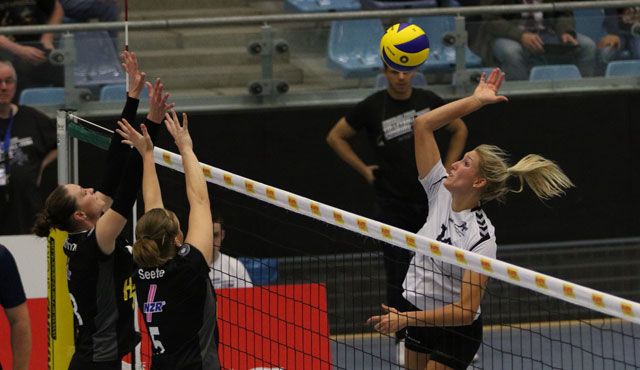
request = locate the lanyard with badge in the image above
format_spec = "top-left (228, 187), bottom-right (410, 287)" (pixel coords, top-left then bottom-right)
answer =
top-left (0, 110), bottom-right (14, 186)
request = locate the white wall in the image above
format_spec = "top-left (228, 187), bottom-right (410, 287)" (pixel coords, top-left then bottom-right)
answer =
top-left (0, 235), bottom-right (47, 299)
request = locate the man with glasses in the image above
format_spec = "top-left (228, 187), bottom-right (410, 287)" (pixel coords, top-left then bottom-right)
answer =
top-left (0, 60), bottom-right (57, 235)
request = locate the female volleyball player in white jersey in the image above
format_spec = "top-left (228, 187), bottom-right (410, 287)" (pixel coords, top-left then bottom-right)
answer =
top-left (32, 52), bottom-right (173, 370)
top-left (117, 110), bottom-right (219, 370)
top-left (368, 68), bottom-right (574, 370)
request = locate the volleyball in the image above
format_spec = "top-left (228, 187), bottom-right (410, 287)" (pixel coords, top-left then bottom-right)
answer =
top-left (379, 23), bottom-right (430, 72)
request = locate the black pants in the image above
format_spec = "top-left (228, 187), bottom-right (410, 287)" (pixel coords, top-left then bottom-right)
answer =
top-left (375, 196), bottom-right (429, 337)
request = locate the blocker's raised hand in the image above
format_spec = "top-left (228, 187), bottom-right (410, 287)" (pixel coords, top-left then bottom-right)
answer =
top-left (164, 110), bottom-right (193, 152)
top-left (116, 118), bottom-right (154, 156)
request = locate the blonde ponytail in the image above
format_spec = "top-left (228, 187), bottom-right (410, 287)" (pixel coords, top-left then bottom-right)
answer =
top-left (507, 154), bottom-right (574, 200)
top-left (475, 145), bottom-right (574, 203)
top-left (133, 238), bottom-right (169, 268)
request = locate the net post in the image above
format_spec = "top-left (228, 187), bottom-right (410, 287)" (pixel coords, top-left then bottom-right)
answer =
top-left (56, 110), bottom-right (70, 185)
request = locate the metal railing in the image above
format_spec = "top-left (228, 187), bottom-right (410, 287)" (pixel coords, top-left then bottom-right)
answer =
top-left (2, 0), bottom-right (639, 113)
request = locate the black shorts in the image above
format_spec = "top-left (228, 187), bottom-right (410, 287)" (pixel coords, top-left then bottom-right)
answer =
top-left (405, 315), bottom-right (483, 370)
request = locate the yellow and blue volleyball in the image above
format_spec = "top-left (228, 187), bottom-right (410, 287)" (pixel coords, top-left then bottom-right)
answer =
top-left (379, 23), bottom-right (430, 72)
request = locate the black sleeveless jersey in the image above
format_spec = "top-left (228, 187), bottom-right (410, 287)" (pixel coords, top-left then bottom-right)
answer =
top-left (135, 244), bottom-right (219, 370)
top-left (63, 229), bottom-right (137, 362)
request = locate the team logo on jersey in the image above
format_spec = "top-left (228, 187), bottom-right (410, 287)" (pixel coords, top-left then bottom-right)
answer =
top-left (63, 240), bottom-right (77, 252)
top-left (178, 244), bottom-right (190, 256)
top-left (144, 284), bottom-right (166, 322)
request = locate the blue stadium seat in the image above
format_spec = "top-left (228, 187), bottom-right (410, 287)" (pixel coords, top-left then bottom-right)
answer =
top-left (18, 87), bottom-right (65, 106)
top-left (408, 16), bottom-right (483, 73)
top-left (573, 8), bottom-right (606, 42)
top-left (327, 19), bottom-right (384, 78)
top-left (375, 72), bottom-right (427, 88)
top-left (360, 0), bottom-right (437, 10)
top-left (237, 257), bottom-right (278, 286)
top-left (99, 84), bottom-right (150, 102)
top-left (605, 60), bottom-right (640, 77)
top-left (73, 31), bottom-right (125, 87)
top-left (529, 65), bottom-right (582, 81)
top-left (284, 0), bottom-right (361, 12)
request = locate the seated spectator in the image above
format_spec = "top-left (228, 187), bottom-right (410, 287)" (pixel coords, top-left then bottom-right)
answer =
top-left (209, 214), bottom-right (253, 289)
top-left (0, 60), bottom-right (57, 235)
top-left (60, 0), bottom-right (120, 41)
top-left (472, 0), bottom-right (596, 80)
top-left (0, 244), bottom-right (32, 370)
top-left (0, 0), bottom-right (64, 97)
top-left (599, 7), bottom-right (640, 63)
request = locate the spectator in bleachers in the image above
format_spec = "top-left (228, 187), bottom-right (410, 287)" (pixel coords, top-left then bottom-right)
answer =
top-left (60, 0), bottom-right (120, 41)
top-left (0, 60), bottom-right (57, 235)
top-left (60, 0), bottom-right (119, 23)
top-left (599, 7), bottom-right (640, 63)
top-left (209, 214), bottom-right (253, 289)
top-left (0, 244), bottom-right (32, 370)
top-left (0, 0), bottom-right (65, 98)
top-left (471, 0), bottom-right (597, 80)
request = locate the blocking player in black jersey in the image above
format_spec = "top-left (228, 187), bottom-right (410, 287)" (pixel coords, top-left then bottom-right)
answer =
top-left (117, 110), bottom-right (219, 369)
top-left (32, 51), bottom-right (173, 370)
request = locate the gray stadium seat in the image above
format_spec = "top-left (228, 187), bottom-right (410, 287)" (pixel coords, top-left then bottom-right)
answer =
top-left (375, 72), bottom-right (427, 88)
top-left (605, 60), bottom-right (640, 77)
top-left (99, 84), bottom-right (149, 102)
top-left (284, 0), bottom-right (361, 12)
top-left (18, 87), bottom-right (65, 105)
top-left (529, 65), bottom-right (582, 81)
top-left (408, 16), bottom-right (483, 73)
top-left (327, 19), bottom-right (384, 78)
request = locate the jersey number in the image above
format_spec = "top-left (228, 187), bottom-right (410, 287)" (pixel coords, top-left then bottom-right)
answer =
top-left (149, 326), bottom-right (166, 354)
top-left (69, 293), bottom-right (84, 326)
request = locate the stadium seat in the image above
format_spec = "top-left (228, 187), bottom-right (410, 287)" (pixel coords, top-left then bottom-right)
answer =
top-left (360, 0), bottom-right (437, 10)
top-left (73, 31), bottom-right (125, 87)
top-left (375, 72), bottom-right (427, 88)
top-left (327, 19), bottom-right (384, 78)
top-left (605, 60), bottom-right (640, 77)
top-left (18, 87), bottom-right (65, 106)
top-left (573, 8), bottom-right (606, 42)
top-left (408, 16), bottom-right (483, 73)
top-left (529, 65), bottom-right (582, 81)
top-left (99, 84), bottom-right (150, 102)
top-left (237, 257), bottom-right (278, 286)
top-left (284, 0), bottom-right (361, 12)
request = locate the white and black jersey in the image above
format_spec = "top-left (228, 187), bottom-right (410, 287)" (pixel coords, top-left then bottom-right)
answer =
top-left (403, 162), bottom-right (497, 319)
top-left (63, 229), bottom-right (137, 362)
top-left (135, 244), bottom-right (220, 370)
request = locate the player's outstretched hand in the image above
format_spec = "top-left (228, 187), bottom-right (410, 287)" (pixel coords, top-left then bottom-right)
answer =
top-left (164, 110), bottom-right (193, 152)
top-left (473, 68), bottom-right (508, 106)
top-left (116, 118), bottom-right (154, 156)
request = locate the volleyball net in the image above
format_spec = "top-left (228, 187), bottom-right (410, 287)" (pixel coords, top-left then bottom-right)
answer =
top-left (51, 111), bottom-right (640, 369)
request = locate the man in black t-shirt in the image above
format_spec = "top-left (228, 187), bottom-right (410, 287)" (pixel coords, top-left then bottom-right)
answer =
top-left (326, 64), bottom-right (468, 349)
top-left (0, 0), bottom-right (64, 96)
top-left (0, 60), bottom-right (57, 235)
top-left (0, 244), bottom-right (31, 370)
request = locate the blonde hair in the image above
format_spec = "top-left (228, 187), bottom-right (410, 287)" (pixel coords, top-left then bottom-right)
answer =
top-left (133, 208), bottom-right (181, 268)
top-left (474, 144), bottom-right (574, 203)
